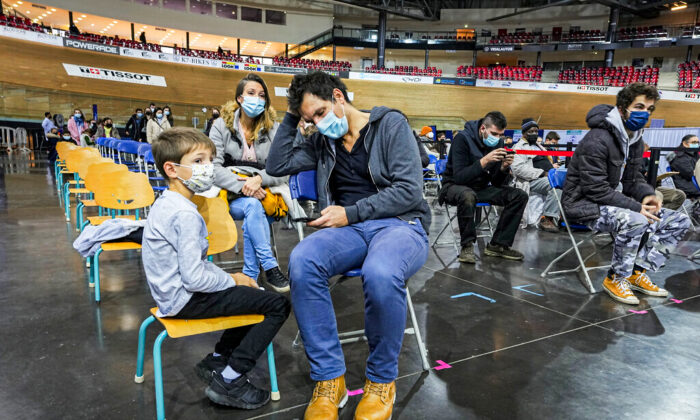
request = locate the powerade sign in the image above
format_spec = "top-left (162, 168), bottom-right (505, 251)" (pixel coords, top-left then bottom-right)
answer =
top-left (63, 38), bottom-right (119, 55)
top-left (433, 77), bottom-right (476, 86)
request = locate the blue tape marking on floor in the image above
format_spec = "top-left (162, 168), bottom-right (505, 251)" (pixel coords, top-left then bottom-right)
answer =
top-left (450, 292), bottom-right (496, 303)
top-left (512, 284), bottom-right (544, 296)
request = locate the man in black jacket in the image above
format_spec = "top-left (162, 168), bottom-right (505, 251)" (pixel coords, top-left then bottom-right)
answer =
top-left (670, 134), bottom-right (699, 199)
top-left (125, 108), bottom-right (147, 142)
top-left (439, 111), bottom-right (527, 264)
top-left (562, 83), bottom-right (691, 305)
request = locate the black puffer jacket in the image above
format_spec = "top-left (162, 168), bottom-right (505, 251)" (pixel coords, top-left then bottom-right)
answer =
top-left (562, 104), bottom-right (655, 222)
top-left (670, 147), bottom-right (700, 198)
top-left (440, 118), bottom-right (509, 191)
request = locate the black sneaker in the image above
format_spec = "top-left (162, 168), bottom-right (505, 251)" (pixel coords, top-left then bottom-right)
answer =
top-left (205, 371), bottom-right (271, 410)
top-left (484, 243), bottom-right (524, 261)
top-left (264, 267), bottom-right (290, 293)
top-left (195, 353), bottom-right (227, 384)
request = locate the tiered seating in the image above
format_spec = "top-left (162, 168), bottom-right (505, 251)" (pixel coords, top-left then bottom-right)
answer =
top-left (618, 26), bottom-right (668, 40)
top-left (364, 65), bottom-right (442, 77)
top-left (489, 32), bottom-right (549, 44)
top-left (272, 57), bottom-right (351, 71)
top-left (558, 66), bottom-right (659, 87)
top-left (70, 33), bottom-right (162, 52)
top-left (681, 23), bottom-right (700, 37)
top-left (561, 30), bottom-right (605, 42)
top-left (678, 61), bottom-right (700, 92)
top-left (456, 65), bottom-right (542, 81)
top-left (0, 14), bottom-right (44, 32)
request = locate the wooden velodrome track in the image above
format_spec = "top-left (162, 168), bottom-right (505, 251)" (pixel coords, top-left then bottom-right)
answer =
top-left (1, 36), bottom-right (698, 129)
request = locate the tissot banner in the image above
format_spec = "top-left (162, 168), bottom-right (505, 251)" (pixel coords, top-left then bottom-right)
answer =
top-left (62, 63), bottom-right (167, 87)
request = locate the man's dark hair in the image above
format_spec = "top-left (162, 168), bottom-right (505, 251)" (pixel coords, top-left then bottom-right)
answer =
top-left (482, 111), bottom-right (507, 130)
top-left (135, 108), bottom-right (142, 113)
top-left (545, 131), bottom-right (560, 141)
top-left (616, 82), bottom-right (660, 110)
top-left (44, 112), bottom-right (51, 117)
top-left (149, 102), bottom-right (156, 107)
top-left (682, 134), bottom-right (698, 144)
top-left (288, 71), bottom-right (352, 114)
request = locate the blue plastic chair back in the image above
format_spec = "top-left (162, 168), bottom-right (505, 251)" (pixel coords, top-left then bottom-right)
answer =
top-left (435, 159), bottom-right (447, 175)
top-left (428, 155), bottom-right (438, 165)
top-left (547, 168), bottom-right (567, 190)
top-left (144, 150), bottom-right (156, 164)
top-left (137, 143), bottom-right (152, 157)
top-left (117, 140), bottom-right (141, 155)
top-left (289, 170), bottom-right (318, 201)
top-left (693, 176), bottom-right (699, 192)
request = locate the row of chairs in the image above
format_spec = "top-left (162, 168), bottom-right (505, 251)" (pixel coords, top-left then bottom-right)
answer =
top-left (54, 141), bottom-right (280, 420)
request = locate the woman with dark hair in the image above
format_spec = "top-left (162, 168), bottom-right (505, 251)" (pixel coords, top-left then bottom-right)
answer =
top-left (208, 73), bottom-right (289, 292)
top-left (146, 107), bottom-right (171, 143)
top-left (67, 108), bottom-right (89, 144)
top-left (163, 105), bottom-right (174, 127)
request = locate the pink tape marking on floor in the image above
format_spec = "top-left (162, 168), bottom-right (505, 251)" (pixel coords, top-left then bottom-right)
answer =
top-left (628, 309), bottom-right (648, 314)
top-left (434, 360), bottom-right (452, 370)
top-left (670, 298), bottom-right (683, 304)
top-left (347, 389), bottom-right (364, 396)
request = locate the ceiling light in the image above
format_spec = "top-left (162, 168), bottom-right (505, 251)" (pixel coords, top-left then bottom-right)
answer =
top-left (170, 30), bottom-right (175, 33)
top-left (25, 10), bottom-right (30, 14)
top-left (51, 8), bottom-right (56, 11)
top-left (17, 1), bottom-right (22, 3)
top-left (81, 14), bottom-right (86, 18)
top-left (12, 3), bottom-right (18, 6)
top-left (91, 23), bottom-right (94, 26)
top-left (464, 24), bottom-right (469, 28)
top-left (113, 20), bottom-right (118, 23)
top-left (671, 4), bottom-right (687, 11)
top-left (46, 11), bottom-right (52, 15)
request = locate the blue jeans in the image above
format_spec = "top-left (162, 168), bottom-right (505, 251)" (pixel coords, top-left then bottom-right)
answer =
top-left (229, 197), bottom-right (278, 280)
top-left (289, 218), bottom-right (429, 383)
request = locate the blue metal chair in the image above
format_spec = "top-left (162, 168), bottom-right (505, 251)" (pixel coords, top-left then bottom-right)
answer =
top-left (430, 159), bottom-right (495, 251)
top-left (143, 150), bottom-right (167, 192)
top-left (540, 168), bottom-right (611, 293)
top-left (135, 309), bottom-right (279, 420)
top-left (288, 170), bottom-right (431, 371)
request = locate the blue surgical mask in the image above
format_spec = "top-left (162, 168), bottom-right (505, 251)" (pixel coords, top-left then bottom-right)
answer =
top-left (74, 113), bottom-right (82, 121)
top-left (136, 112), bottom-right (143, 118)
top-left (483, 131), bottom-right (500, 148)
top-left (164, 110), bottom-right (170, 116)
top-left (316, 101), bottom-right (348, 140)
top-left (623, 109), bottom-right (649, 131)
top-left (689, 143), bottom-right (699, 149)
top-left (62, 135), bottom-right (72, 140)
top-left (241, 96), bottom-right (266, 118)
top-left (156, 113), bottom-right (163, 120)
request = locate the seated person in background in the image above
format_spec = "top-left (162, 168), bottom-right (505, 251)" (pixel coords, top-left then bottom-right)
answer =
top-left (536, 131), bottom-right (562, 170)
top-left (143, 127), bottom-right (290, 410)
top-left (511, 118), bottom-right (560, 233)
top-left (438, 111), bottom-right (527, 264)
top-left (266, 71), bottom-right (430, 420)
top-left (45, 127), bottom-right (61, 167)
top-left (641, 142), bottom-right (686, 211)
top-left (436, 131), bottom-right (448, 158)
top-left (670, 134), bottom-right (700, 201)
top-left (95, 117), bottom-right (121, 139)
top-left (79, 127), bottom-right (95, 147)
top-left (413, 130), bottom-right (431, 167)
top-left (562, 83), bottom-right (690, 305)
top-left (503, 136), bottom-right (514, 149)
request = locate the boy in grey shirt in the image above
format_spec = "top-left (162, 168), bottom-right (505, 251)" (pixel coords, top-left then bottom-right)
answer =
top-left (142, 127), bottom-right (290, 410)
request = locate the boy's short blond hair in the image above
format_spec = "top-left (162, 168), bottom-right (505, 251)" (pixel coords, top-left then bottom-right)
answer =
top-left (152, 127), bottom-right (216, 182)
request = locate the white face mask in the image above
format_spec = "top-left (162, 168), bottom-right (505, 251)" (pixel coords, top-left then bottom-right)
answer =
top-left (427, 132), bottom-right (434, 139)
top-left (173, 163), bottom-right (214, 193)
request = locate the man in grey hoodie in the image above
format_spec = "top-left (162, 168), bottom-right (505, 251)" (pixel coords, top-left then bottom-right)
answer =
top-left (562, 83), bottom-right (690, 305)
top-left (266, 72), bottom-right (429, 420)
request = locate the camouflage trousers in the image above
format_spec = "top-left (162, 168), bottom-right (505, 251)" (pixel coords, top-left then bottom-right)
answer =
top-left (587, 206), bottom-right (691, 278)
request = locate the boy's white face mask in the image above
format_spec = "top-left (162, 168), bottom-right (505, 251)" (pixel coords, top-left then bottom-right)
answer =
top-left (173, 163), bottom-right (215, 193)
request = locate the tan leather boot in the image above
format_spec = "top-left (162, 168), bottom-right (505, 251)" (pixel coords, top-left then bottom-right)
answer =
top-left (353, 379), bottom-right (395, 420)
top-left (304, 375), bottom-right (347, 420)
